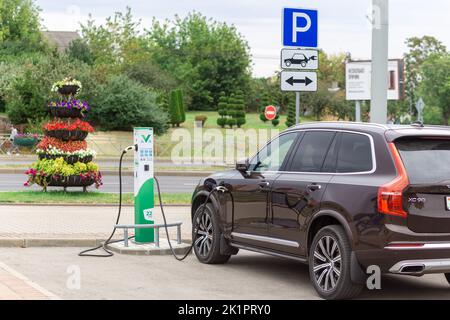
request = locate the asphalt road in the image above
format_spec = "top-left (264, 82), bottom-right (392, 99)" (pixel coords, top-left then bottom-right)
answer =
top-left (0, 173), bottom-right (201, 193)
top-left (1, 247), bottom-right (450, 300)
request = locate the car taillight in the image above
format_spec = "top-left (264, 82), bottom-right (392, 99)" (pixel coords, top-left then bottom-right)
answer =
top-left (377, 143), bottom-right (410, 218)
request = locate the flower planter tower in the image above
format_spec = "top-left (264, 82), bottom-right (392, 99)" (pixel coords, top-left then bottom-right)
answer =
top-left (25, 77), bottom-right (102, 192)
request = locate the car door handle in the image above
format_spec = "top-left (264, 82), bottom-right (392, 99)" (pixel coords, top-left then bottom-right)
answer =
top-left (258, 181), bottom-right (270, 188)
top-left (307, 184), bottom-right (322, 191)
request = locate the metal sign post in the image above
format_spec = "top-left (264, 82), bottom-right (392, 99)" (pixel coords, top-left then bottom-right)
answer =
top-left (134, 127), bottom-right (155, 243)
top-left (355, 101), bottom-right (362, 122)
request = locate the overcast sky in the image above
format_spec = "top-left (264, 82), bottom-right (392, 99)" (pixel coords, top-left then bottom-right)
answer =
top-left (36, 0), bottom-right (450, 77)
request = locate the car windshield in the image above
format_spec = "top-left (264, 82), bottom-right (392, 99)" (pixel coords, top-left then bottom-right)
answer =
top-left (395, 138), bottom-right (450, 184)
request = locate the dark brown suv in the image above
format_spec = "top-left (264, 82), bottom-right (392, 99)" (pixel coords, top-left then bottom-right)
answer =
top-left (191, 122), bottom-right (450, 299)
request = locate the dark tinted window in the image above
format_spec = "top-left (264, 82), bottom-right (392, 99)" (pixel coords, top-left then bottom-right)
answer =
top-left (336, 133), bottom-right (373, 173)
top-left (396, 138), bottom-right (450, 184)
top-left (322, 134), bottom-right (340, 173)
top-left (290, 131), bottom-right (335, 172)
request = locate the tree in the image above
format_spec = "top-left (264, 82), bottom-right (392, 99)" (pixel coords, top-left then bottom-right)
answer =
top-left (168, 89), bottom-right (185, 127)
top-left (66, 39), bottom-right (94, 65)
top-left (217, 92), bottom-right (228, 128)
top-left (0, 0), bottom-right (45, 53)
top-left (80, 7), bottom-right (142, 66)
top-left (233, 90), bottom-right (246, 128)
top-left (419, 53), bottom-right (450, 125)
top-left (147, 12), bottom-right (252, 111)
top-left (404, 36), bottom-right (447, 114)
top-left (259, 92), bottom-right (271, 123)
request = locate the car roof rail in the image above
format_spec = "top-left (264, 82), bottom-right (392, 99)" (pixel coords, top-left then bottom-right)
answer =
top-left (411, 121), bottom-right (425, 128)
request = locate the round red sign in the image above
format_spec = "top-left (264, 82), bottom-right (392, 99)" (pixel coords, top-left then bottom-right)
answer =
top-left (264, 105), bottom-right (277, 121)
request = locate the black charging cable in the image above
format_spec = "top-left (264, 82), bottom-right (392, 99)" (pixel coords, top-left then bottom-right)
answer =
top-left (78, 148), bottom-right (132, 257)
top-left (79, 145), bottom-right (230, 260)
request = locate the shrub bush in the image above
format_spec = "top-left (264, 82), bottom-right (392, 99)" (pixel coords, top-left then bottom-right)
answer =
top-left (89, 75), bottom-right (169, 133)
top-left (195, 115), bottom-right (208, 126)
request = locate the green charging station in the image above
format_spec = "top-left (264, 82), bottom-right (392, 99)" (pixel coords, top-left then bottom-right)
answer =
top-left (134, 127), bottom-right (154, 243)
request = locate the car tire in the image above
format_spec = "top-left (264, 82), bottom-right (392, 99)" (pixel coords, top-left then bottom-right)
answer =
top-left (309, 225), bottom-right (363, 300)
top-left (444, 273), bottom-right (450, 284)
top-left (285, 61), bottom-right (291, 67)
top-left (193, 203), bottom-right (231, 264)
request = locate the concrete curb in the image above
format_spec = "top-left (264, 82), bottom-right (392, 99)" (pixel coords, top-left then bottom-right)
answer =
top-left (0, 238), bottom-right (192, 248)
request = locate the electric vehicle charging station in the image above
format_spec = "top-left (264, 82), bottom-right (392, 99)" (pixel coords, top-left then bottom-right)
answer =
top-left (134, 127), bottom-right (155, 243)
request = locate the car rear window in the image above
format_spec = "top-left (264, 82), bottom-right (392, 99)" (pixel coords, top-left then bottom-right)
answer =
top-left (395, 138), bottom-right (450, 184)
top-left (336, 133), bottom-right (373, 173)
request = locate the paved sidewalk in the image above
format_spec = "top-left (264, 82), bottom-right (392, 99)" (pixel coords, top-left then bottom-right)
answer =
top-left (0, 261), bottom-right (58, 300)
top-left (0, 205), bottom-right (192, 246)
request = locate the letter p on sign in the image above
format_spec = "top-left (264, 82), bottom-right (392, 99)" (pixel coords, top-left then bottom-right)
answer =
top-left (283, 8), bottom-right (318, 48)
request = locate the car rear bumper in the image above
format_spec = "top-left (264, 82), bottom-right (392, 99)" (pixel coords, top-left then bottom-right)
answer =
top-left (389, 258), bottom-right (450, 275)
top-left (355, 243), bottom-right (450, 274)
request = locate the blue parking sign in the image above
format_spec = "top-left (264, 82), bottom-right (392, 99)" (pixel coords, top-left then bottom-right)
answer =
top-left (283, 8), bottom-right (318, 48)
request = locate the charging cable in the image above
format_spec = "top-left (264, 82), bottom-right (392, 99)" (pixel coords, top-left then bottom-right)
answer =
top-left (78, 146), bottom-right (134, 257)
top-left (79, 144), bottom-right (230, 261)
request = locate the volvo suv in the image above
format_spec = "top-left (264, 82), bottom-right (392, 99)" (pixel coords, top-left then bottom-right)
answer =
top-left (191, 122), bottom-right (450, 299)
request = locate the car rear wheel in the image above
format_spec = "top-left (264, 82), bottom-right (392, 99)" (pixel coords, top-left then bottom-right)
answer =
top-left (193, 203), bottom-right (231, 264)
top-left (309, 225), bottom-right (363, 300)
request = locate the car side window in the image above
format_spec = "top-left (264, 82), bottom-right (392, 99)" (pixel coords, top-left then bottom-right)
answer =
top-left (289, 131), bottom-right (336, 172)
top-left (250, 132), bottom-right (297, 172)
top-left (336, 133), bottom-right (373, 173)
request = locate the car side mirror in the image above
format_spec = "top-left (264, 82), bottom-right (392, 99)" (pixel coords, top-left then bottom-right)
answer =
top-left (236, 158), bottom-right (249, 172)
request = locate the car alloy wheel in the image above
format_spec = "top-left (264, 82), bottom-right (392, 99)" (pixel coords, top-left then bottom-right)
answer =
top-left (312, 235), bottom-right (342, 292)
top-left (194, 210), bottom-right (213, 257)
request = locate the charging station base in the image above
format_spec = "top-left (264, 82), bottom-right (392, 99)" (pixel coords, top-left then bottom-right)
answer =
top-left (106, 239), bottom-right (191, 256)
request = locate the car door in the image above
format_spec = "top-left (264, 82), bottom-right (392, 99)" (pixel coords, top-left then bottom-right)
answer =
top-left (269, 131), bottom-right (340, 256)
top-left (230, 132), bottom-right (300, 248)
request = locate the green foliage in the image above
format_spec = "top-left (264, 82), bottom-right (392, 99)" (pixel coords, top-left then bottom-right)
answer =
top-left (66, 39), bottom-right (94, 65)
top-left (285, 102), bottom-right (296, 128)
top-left (216, 117), bottom-right (227, 128)
top-left (271, 118), bottom-right (280, 127)
top-left (423, 105), bottom-right (444, 125)
top-left (233, 90), bottom-right (246, 128)
top-left (0, 0), bottom-right (44, 52)
top-left (259, 92), bottom-right (271, 123)
top-left (147, 12), bottom-right (251, 111)
top-left (168, 89), bottom-right (185, 127)
top-left (329, 92), bottom-right (355, 121)
top-left (2, 54), bottom-right (93, 124)
top-left (89, 74), bottom-right (169, 133)
top-left (404, 36), bottom-right (447, 113)
top-left (419, 53), bottom-right (450, 125)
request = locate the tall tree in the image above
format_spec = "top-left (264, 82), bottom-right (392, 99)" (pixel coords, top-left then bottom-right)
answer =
top-left (0, 0), bottom-right (44, 52)
top-left (404, 36), bottom-right (447, 114)
top-left (419, 53), bottom-right (450, 125)
top-left (146, 12), bottom-right (252, 111)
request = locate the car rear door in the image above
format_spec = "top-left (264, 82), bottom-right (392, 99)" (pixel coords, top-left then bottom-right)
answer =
top-left (395, 137), bottom-right (450, 233)
top-left (269, 131), bottom-right (339, 256)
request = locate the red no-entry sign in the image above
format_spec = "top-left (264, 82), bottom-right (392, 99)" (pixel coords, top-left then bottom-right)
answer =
top-left (264, 105), bottom-right (277, 121)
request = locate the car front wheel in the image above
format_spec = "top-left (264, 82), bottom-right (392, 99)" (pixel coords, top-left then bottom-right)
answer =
top-left (309, 225), bottom-right (363, 300)
top-left (193, 203), bottom-right (231, 264)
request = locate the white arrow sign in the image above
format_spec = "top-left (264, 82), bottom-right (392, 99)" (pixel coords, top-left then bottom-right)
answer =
top-left (281, 71), bottom-right (317, 92)
top-left (281, 49), bottom-right (319, 70)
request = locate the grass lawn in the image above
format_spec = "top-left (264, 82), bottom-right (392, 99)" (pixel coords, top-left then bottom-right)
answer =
top-left (0, 191), bottom-right (192, 205)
